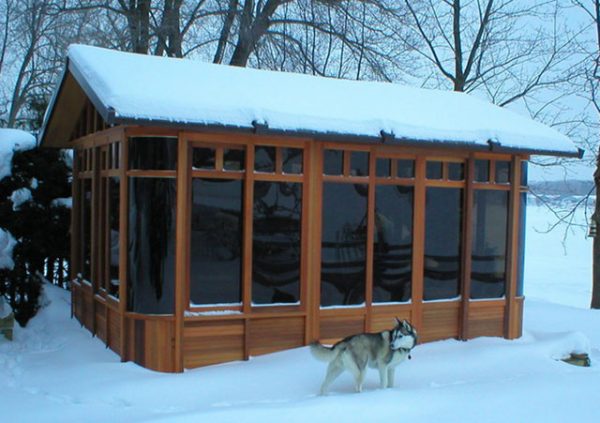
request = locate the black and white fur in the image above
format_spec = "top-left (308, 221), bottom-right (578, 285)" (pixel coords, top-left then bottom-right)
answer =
top-left (310, 318), bottom-right (418, 394)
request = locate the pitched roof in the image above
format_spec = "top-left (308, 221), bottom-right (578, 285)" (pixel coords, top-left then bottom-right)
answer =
top-left (40, 44), bottom-right (580, 157)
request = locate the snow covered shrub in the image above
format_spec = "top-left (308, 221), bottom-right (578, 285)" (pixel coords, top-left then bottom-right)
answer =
top-left (0, 129), bottom-right (71, 326)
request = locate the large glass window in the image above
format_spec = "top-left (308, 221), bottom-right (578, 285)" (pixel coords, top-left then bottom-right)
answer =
top-left (81, 178), bottom-right (92, 282)
top-left (108, 177), bottom-right (120, 298)
top-left (252, 182), bottom-right (302, 305)
top-left (471, 190), bottom-right (509, 299)
top-left (321, 183), bottom-right (367, 306)
top-left (127, 177), bottom-right (176, 314)
top-left (129, 137), bottom-right (177, 170)
top-left (373, 185), bottom-right (413, 303)
top-left (190, 178), bottom-right (243, 305)
top-left (424, 187), bottom-right (463, 301)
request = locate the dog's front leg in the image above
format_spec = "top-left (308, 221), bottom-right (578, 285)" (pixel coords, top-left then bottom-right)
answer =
top-left (387, 368), bottom-right (395, 388)
top-left (378, 365), bottom-right (388, 389)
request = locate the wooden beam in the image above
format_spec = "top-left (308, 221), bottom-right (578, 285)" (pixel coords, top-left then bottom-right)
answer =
top-left (173, 132), bottom-right (190, 372)
top-left (504, 156), bottom-right (522, 339)
top-left (460, 157), bottom-right (475, 340)
top-left (119, 136), bottom-right (129, 361)
top-left (411, 156), bottom-right (426, 332)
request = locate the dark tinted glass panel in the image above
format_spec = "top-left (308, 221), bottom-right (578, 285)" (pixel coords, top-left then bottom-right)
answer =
top-left (471, 190), bottom-right (509, 299)
top-left (397, 159), bottom-right (415, 178)
top-left (521, 161), bottom-right (528, 186)
top-left (128, 137), bottom-right (177, 170)
top-left (323, 150), bottom-right (343, 175)
top-left (517, 193), bottom-right (527, 296)
top-left (424, 188), bottom-right (462, 300)
top-left (373, 185), bottom-right (413, 303)
top-left (283, 148), bottom-right (303, 174)
top-left (81, 179), bottom-right (92, 282)
top-left (253, 182), bottom-right (302, 305)
top-left (448, 162), bottom-right (464, 181)
top-left (426, 161), bottom-right (443, 179)
top-left (99, 179), bottom-right (108, 291)
top-left (192, 148), bottom-right (215, 170)
top-left (474, 159), bottom-right (490, 182)
top-left (376, 159), bottom-right (390, 178)
top-left (350, 151), bottom-right (369, 176)
top-left (321, 183), bottom-right (367, 306)
top-left (127, 178), bottom-right (176, 314)
top-left (108, 177), bottom-right (120, 298)
top-left (224, 148), bottom-right (245, 171)
top-left (255, 146), bottom-right (276, 172)
top-left (495, 161), bottom-right (511, 183)
top-left (190, 178), bottom-right (243, 305)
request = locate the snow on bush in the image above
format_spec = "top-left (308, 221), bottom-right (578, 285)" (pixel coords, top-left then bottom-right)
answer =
top-left (10, 187), bottom-right (32, 210)
top-left (0, 128), bottom-right (36, 181)
top-left (0, 228), bottom-right (17, 270)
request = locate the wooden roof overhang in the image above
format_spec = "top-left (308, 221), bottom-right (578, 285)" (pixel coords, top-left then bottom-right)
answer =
top-left (39, 59), bottom-right (584, 160)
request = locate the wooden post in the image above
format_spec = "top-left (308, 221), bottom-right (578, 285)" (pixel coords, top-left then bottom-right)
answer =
top-left (504, 156), bottom-right (522, 339)
top-left (365, 147), bottom-right (376, 332)
top-left (411, 156), bottom-right (426, 332)
top-left (119, 134), bottom-right (128, 361)
top-left (460, 157), bottom-right (474, 340)
top-left (242, 142), bottom-right (255, 359)
top-left (173, 132), bottom-right (190, 372)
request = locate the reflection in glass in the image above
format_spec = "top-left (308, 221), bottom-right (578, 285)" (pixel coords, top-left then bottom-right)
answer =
top-left (323, 150), bottom-right (343, 175)
top-left (521, 161), bottom-right (528, 186)
top-left (127, 178), bottom-right (176, 314)
top-left (397, 159), bottom-right (415, 178)
top-left (81, 179), bottom-right (92, 281)
top-left (255, 146), bottom-right (276, 172)
top-left (495, 161), bottom-right (511, 183)
top-left (283, 148), bottom-right (303, 174)
top-left (474, 160), bottom-right (490, 182)
top-left (321, 183), bottom-right (367, 306)
top-left (128, 137), bottom-right (177, 170)
top-left (376, 159), bottom-right (390, 177)
top-left (252, 182), bottom-right (302, 305)
top-left (190, 178), bottom-right (243, 305)
top-left (350, 151), bottom-right (369, 176)
top-left (224, 148), bottom-right (245, 171)
top-left (471, 190), bottom-right (508, 299)
top-left (448, 162), bottom-right (464, 181)
top-left (426, 161), bottom-right (443, 179)
top-left (192, 148), bottom-right (215, 169)
top-left (108, 177), bottom-right (120, 298)
top-left (373, 185), bottom-right (413, 303)
top-left (424, 187), bottom-right (462, 300)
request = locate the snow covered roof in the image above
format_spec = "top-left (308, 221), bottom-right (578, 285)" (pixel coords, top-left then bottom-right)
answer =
top-left (40, 44), bottom-right (580, 157)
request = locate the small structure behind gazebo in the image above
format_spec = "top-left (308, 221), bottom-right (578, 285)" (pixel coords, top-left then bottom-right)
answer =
top-left (39, 45), bottom-right (581, 372)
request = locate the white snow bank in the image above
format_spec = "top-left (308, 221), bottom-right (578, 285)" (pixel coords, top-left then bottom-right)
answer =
top-left (66, 44), bottom-right (578, 156)
top-left (0, 128), bottom-right (36, 180)
top-left (10, 187), bottom-right (32, 210)
top-left (0, 228), bottom-right (17, 270)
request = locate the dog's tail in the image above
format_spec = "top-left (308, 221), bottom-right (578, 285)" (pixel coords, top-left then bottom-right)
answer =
top-left (309, 342), bottom-right (340, 362)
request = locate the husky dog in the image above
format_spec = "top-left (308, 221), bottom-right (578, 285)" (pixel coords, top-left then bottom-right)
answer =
top-left (310, 318), bottom-right (418, 394)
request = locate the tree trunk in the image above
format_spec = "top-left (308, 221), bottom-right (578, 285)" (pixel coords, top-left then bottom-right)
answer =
top-left (592, 146), bottom-right (600, 309)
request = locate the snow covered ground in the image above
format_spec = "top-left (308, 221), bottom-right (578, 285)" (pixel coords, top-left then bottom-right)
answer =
top-left (1, 203), bottom-right (599, 422)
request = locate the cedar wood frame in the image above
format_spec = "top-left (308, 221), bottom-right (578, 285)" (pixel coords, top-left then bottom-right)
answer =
top-left (68, 101), bottom-right (527, 372)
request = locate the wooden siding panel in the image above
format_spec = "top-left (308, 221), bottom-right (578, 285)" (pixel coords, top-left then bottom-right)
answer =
top-left (319, 314), bottom-right (365, 342)
top-left (107, 306), bottom-right (121, 355)
top-left (94, 299), bottom-right (107, 342)
top-left (468, 302), bottom-right (505, 339)
top-left (248, 317), bottom-right (305, 356)
top-left (183, 320), bottom-right (245, 368)
top-left (370, 308), bottom-right (412, 333)
top-left (421, 302), bottom-right (460, 342)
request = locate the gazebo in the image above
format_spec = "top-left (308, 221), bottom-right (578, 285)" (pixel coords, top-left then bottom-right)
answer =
top-left (39, 45), bottom-right (580, 372)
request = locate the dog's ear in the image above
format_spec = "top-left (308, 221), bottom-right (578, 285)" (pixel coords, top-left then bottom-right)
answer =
top-left (402, 320), bottom-right (411, 331)
top-left (395, 317), bottom-right (402, 326)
